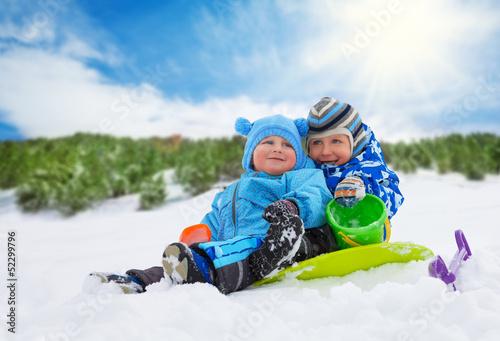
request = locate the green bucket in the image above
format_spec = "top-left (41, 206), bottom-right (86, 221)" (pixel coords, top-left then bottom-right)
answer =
top-left (326, 194), bottom-right (391, 250)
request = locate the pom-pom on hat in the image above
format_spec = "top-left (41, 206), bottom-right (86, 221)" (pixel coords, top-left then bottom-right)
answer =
top-left (235, 114), bottom-right (309, 173)
top-left (306, 97), bottom-right (367, 160)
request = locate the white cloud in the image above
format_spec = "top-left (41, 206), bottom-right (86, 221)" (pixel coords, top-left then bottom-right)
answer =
top-left (1, 0), bottom-right (499, 142)
top-left (0, 47), bottom-right (308, 140)
top-left (58, 36), bottom-right (104, 60)
top-left (0, 0), bottom-right (59, 46)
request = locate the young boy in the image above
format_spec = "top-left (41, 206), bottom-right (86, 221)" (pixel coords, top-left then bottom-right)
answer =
top-left (306, 97), bottom-right (404, 217)
top-left (87, 114), bottom-right (333, 295)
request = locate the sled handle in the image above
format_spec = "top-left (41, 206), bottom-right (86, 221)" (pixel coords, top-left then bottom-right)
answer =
top-left (455, 229), bottom-right (472, 260)
top-left (448, 229), bottom-right (472, 276)
top-left (428, 229), bottom-right (472, 291)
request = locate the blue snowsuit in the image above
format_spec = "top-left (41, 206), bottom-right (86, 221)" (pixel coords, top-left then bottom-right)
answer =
top-left (196, 159), bottom-right (332, 273)
top-left (315, 124), bottom-right (403, 219)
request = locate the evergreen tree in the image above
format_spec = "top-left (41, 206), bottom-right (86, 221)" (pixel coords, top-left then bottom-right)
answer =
top-left (3, 131), bottom-right (498, 216)
top-left (139, 174), bottom-right (168, 210)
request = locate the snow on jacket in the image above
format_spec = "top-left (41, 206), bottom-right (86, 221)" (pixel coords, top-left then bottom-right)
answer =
top-left (315, 124), bottom-right (404, 219)
top-left (201, 159), bottom-right (333, 241)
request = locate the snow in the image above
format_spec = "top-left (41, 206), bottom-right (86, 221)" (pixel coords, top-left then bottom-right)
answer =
top-left (1, 169), bottom-right (500, 340)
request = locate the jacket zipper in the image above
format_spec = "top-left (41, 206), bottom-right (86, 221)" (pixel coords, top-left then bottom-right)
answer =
top-left (232, 182), bottom-right (239, 236)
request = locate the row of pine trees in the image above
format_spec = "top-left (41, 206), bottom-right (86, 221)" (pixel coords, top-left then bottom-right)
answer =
top-left (380, 133), bottom-right (500, 180)
top-left (0, 132), bottom-right (498, 216)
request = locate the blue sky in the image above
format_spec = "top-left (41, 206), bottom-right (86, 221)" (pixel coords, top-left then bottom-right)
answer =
top-left (0, 0), bottom-right (499, 142)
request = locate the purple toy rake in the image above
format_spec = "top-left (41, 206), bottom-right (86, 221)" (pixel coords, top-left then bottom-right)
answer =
top-left (428, 229), bottom-right (472, 291)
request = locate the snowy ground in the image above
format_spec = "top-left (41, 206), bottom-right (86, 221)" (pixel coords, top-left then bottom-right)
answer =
top-left (1, 170), bottom-right (500, 341)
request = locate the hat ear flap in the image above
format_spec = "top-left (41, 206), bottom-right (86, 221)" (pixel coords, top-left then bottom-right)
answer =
top-left (294, 118), bottom-right (309, 137)
top-left (235, 117), bottom-right (253, 136)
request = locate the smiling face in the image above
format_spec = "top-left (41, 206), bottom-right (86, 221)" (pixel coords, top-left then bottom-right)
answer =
top-left (252, 135), bottom-right (297, 175)
top-left (308, 134), bottom-right (352, 166)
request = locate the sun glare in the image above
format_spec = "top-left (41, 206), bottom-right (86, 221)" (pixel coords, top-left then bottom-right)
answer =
top-left (338, 0), bottom-right (478, 113)
top-left (364, 2), bottom-right (451, 90)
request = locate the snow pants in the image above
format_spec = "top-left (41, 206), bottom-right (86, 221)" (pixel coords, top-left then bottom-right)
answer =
top-left (127, 224), bottom-right (336, 293)
top-left (193, 236), bottom-right (263, 294)
top-left (127, 236), bottom-right (263, 294)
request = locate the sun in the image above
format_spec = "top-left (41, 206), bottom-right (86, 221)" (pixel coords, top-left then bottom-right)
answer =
top-left (333, 0), bottom-right (478, 115)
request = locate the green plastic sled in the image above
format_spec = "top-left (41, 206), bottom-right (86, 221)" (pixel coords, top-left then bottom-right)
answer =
top-left (254, 242), bottom-right (434, 286)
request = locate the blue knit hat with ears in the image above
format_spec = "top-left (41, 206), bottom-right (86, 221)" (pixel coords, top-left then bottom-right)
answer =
top-left (235, 114), bottom-right (309, 173)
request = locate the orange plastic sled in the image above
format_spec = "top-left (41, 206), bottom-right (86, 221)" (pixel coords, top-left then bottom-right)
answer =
top-left (179, 224), bottom-right (211, 245)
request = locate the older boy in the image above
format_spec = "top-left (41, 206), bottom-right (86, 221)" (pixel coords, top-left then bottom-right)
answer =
top-left (306, 97), bottom-right (404, 216)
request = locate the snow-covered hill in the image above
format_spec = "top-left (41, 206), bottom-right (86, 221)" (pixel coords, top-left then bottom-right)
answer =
top-left (1, 170), bottom-right (500, 340)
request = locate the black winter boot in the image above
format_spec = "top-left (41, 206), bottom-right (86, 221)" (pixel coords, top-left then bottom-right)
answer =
top-left (294, 224), bottom-right (339, 262)
top-left (162, 242), bottom-right (207, 285)
top-left (88, 272), bottom-right (145, 294)
top-left (250, 205), bottom-right (305, 280)
top-left (294, 236), bottom-right (315, 262)
top-left (126, 266), bottom-right (165, 289)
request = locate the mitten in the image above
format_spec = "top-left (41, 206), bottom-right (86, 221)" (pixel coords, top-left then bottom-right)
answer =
top-left (262, 199), bottom-right (299, 223)
top-left (334, 176), bottom-right (366, 208)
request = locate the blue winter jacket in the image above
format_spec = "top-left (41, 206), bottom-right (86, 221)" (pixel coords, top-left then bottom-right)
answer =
top-left (315, 124), bottom-right (404, 219)
top-left (201, 159), bottom-right (333, 241)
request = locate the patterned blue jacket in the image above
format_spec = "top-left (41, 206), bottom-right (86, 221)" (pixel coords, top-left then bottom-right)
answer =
top-left (201, 159), bottom-right (333, 241)
top-left (315, 124), bottom-right (404, 219)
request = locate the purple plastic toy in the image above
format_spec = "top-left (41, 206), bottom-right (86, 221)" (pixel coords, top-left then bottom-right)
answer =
top-left (428, 229), bottom-right (472, 291)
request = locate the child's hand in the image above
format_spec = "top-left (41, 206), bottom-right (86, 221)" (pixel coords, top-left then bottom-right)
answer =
top-left (263, 200), bottom-right (299, 223)
top-left (334, 176), bottom-right (366, 208)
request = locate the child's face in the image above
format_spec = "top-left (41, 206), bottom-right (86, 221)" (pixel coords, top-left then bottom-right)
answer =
top-left (308, 134), bottom-right (351, 166)
top-left (252, 135), bottom-right (296, 175)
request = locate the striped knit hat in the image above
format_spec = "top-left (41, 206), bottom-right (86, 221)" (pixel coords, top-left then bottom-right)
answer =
top-left (306, 97), bottom-right (367, 160)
